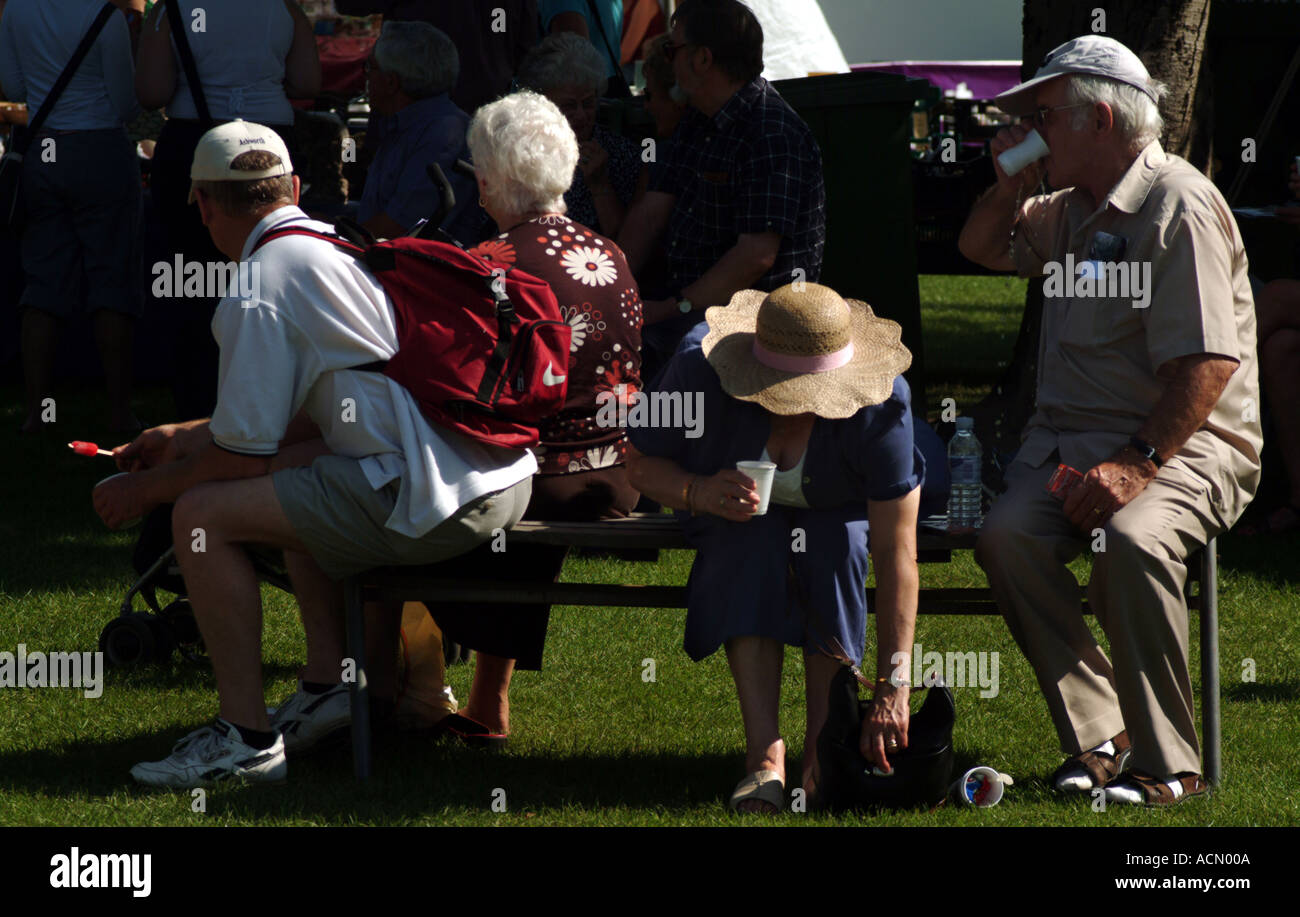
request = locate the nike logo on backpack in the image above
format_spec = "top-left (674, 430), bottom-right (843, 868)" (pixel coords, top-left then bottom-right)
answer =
top-left (543, 362), bottom-right (566, 386)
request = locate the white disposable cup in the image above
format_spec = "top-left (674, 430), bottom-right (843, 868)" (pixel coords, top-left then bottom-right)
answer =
top-left (950, 765), bottom-right (1006, 807)
top-left (94, 473), bottom-right (142, 528)
top-left (997, 129), bottom-right (1049, 177)
top-left (736, 460), bottom-right (776, 515)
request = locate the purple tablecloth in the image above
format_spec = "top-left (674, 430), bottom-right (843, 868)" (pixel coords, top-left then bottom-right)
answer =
top-left (852, 61), bottom-right (1023, 101)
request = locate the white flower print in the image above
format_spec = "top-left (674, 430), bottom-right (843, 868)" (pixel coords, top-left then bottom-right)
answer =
top-left (562, 305), bottom-right (591, 352)
top-left (561, 247), bottom-right (617, 287)
top-left (585, 444), bottom-right (619, 469)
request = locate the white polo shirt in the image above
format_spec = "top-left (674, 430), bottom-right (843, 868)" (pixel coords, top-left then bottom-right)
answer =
top-left (209, 206), bottom-right (537, 538)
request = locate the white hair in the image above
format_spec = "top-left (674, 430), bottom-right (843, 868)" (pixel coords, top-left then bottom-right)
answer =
top-left (467, 91), bottom-right (578, 216)
top-left (373, 21), bottom-right (458, 99)
top-left (516, 31), bottom-right (608, 97)
top-left (1065, 73), bottom-right (1168, 153)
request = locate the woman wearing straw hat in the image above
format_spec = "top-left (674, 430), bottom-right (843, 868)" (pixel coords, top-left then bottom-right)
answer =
top-left (626, 283), bottom-right (923, 814)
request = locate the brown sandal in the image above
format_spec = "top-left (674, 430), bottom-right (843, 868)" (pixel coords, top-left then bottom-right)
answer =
top-left (1051, 731), bottom-right (1131, 793)
top-left (1104, 770), bottom-right (1209, 806)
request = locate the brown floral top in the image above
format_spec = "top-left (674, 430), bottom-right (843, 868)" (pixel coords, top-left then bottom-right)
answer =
top-left (470, 215), bottom-right (643, 475)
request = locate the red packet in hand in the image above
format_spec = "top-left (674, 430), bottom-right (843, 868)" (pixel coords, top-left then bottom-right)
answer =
top-left (1046, 463), bottom-right (1084, 502)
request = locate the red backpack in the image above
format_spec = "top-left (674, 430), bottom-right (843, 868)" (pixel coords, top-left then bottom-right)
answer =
top-left (253, 224), bottom-right (571, 450)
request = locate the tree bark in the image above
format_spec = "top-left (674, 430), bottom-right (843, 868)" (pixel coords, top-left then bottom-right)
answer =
top-left (1022, 0), bottom-right (1212, 167)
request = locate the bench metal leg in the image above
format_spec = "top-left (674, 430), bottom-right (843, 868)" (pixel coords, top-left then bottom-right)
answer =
top-left (1199, 538), bottom-right (1221, 786)
top-left (344, 576), bottom-right (372, 779)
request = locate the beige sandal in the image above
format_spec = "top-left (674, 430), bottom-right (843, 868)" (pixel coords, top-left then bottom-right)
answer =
top-left (729, 770), bottom-right (785, 814)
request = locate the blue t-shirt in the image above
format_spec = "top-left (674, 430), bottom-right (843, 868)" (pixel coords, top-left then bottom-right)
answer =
top-left (358, 94), bottom-right (476, 240)
top-left (629, 322), bottom-right (923, 508)
top-left (539, 0), bottom-right (624, 80)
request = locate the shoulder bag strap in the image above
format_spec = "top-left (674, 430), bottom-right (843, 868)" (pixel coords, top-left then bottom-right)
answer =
top-left (165, 0), bottom-right (213, 126)
top-left (583, 0), bottom-right (632, 98)
top-left (19, 2), bottom-right (117, 153)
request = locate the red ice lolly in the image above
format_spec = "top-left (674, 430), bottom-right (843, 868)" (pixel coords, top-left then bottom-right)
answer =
top-left (68, 440), bottom-right (114, 458)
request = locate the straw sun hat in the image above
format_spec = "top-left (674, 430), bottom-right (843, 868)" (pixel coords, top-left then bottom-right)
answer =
top-left (700, 283), bottom-right (911, 418)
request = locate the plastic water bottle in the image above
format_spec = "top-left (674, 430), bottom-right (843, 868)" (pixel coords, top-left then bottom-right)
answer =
top-left (948, 417), bottom-right (983, 532)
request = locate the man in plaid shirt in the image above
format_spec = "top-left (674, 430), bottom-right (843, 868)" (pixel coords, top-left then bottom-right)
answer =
top-left (620, 0), bottom-right (826, 363)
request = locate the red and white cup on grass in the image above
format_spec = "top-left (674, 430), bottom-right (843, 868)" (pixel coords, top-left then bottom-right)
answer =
top-left (950, 766), bottom-right (1012, 807)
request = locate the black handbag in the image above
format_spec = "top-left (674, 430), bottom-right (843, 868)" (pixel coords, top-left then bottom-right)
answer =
top-left (0, 2), bottom-right (117, 237)
top-left (815, 664), bottom-right (956, 811)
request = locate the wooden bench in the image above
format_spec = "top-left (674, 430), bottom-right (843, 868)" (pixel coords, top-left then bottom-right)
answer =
top-left (340, 513), bottom-right (1221, 785)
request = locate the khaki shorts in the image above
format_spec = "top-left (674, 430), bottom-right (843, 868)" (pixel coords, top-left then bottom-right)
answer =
top-left (272, 455), bottom-right (532, 580)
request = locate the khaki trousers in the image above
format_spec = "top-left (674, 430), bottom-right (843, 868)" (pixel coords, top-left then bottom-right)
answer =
top-left (975, 458), bottom-right (1221, 776)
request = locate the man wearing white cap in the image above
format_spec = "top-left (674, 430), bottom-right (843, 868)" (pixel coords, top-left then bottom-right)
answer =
top-left (958, 36), bottom-right (1261, 805)
top-left (93, 121), bottom-right (535, 787)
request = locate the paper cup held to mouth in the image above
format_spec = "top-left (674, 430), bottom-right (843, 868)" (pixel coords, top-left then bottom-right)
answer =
top-left (997, 129), bottom-right (1049, 177)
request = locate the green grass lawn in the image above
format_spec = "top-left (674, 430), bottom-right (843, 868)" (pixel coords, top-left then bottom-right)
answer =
top-left (1, 275), bottom-right (1297, 826)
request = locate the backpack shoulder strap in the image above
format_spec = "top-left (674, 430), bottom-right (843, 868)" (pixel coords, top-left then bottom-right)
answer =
top-left (165, 0), bottom-right (212, 126)
top-left (251, 224), bottom-right (364, 255)
top-left (20, 3), bottom-right (117, 150)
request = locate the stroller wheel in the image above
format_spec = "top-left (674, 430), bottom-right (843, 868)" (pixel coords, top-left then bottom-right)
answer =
top-left (160, 599), bottom-right (202, 647)
top-left (99, 612), bottom-right (174, 667)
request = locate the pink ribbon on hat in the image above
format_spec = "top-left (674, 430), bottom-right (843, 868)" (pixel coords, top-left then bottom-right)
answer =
top-left (752, 339), bottom-right (854, 373)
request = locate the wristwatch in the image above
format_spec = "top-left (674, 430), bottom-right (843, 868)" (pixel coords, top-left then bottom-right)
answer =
top-left (675, 294), bottom-right (693, 314)
top-left (1128, 436), bottom-right (1163, 468)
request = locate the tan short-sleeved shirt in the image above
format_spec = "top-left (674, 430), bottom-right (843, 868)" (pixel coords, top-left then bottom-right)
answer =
top-left (1010, 142), bottom-right (1262, 525)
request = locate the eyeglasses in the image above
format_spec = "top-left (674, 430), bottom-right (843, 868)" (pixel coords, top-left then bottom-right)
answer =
top-left (1028, 102), bottom-right (1092, 128)
top-left (663, 41), bottom-right (692, 62)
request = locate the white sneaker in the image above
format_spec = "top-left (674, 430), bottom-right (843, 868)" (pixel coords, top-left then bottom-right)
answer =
top-left (269, 680), bottom-right (351, 755)
top-left (131, 719), bottom-right (286, 789)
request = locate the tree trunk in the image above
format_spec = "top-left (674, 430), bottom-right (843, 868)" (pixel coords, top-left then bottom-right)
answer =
top-left (1022, 0), bottom-right (1212, 167)
top-left (972, 0), bottom-right (1213, 484)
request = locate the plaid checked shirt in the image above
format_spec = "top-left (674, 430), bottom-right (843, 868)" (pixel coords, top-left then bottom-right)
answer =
top-left (650, 77), bottom-right (826, 293)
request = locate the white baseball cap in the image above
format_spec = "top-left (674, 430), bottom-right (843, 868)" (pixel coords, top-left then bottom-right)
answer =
top-left (994, 35), bottom-right (1158, 117)
top-left (188, 119), bottom-right (293, 203)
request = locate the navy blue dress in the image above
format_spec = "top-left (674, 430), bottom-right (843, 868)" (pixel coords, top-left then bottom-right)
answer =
top-left (628, 323), bottom-right (925, 662)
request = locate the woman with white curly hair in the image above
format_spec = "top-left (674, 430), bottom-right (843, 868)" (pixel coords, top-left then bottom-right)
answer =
top-left (419, 91), bottom-right (644, 745)
top-left (516, 31), bottom-right (643, 237)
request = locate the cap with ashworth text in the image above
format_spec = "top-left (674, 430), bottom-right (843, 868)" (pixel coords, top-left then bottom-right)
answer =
top-left (188, 119), bottom-right (293, 203)
top-left (994, 35), bottom-right (1158, 117)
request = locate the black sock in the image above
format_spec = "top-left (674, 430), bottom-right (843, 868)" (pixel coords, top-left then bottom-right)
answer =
top-left (302, 680), bottom-right (339, 695)
top-left (371, 697), bottom-right (395, 723)
top-left (232, 725), bottom-right (278, 750)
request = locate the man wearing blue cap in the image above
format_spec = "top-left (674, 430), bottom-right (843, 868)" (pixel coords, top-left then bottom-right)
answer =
top-left (958, 36), bottom-right (1261, 805)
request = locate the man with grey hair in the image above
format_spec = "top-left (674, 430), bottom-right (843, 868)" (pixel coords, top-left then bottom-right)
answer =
top-left (959, 35), bottom-right (1261, 805)
top-left (359, 20), bottom-right (475, 241)
top-left (95, 121), bottom-right (535, 787)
